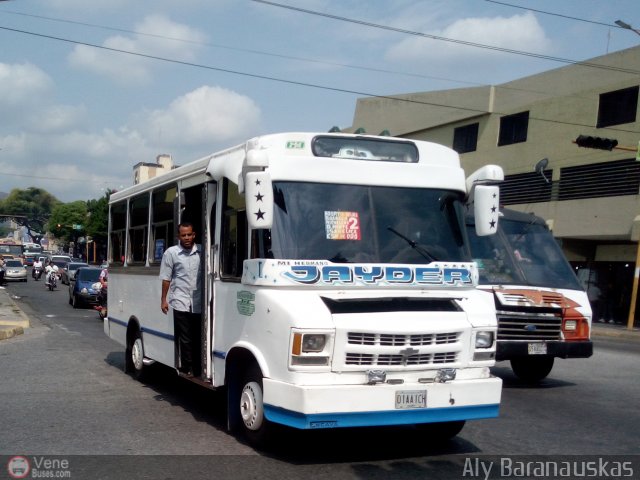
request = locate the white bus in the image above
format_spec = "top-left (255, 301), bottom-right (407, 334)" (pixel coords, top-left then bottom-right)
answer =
top-left (105, 132), bottom-right (504, 446)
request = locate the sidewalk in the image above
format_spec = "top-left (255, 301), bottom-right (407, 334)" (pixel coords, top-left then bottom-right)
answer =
top-left (0, 286), bottom-right (30, 341)
top-left (591, 320), bottom-right (640, 341)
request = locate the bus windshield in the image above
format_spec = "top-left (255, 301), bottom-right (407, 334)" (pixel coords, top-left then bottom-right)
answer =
top-left (268, 182), bottom-right (470, 263)
top-left (468, 217), bottom-right (582, 290)
top-left (0, 244), bottom-right (23, 257)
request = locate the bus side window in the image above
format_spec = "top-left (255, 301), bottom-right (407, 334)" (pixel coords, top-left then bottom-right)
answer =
top-left (151, 184), bottom-right (177, 262)
top-left (221, 179), bottom-right (247, 280)
top-left (128, 193), bottom-right (149, 264)
top-left (110, 201), bottom-right (127, 265)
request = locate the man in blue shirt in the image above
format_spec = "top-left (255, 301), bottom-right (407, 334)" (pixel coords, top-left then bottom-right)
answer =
top-left (160, 222), bottom-right (203, 377)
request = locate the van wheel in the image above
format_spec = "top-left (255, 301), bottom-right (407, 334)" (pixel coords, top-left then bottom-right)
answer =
top-left (126, 329), bottom-right (147, 381)
top-left (237, 365), bottom-right (273, 448)
top-left (510, 357), bottom-right (554, 383)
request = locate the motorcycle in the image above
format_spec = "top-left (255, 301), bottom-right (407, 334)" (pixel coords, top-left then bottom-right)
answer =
top-left (32, 266), bottom-right (43, 281)
top-left (93, 282), bottom-right (107, 319)
top-left (46, 271), bottom-right (57, 291)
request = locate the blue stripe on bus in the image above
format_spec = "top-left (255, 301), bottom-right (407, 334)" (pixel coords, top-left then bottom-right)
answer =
top-left (108, 316), bottom-right (127, 328)
top-left (213, 350), bottom-right (226, 359)
top-left (108, 317), bottom-right (174, 341)
top-left (141, 326), bottom-right (174, 341)
top-left (263, 403), bottom-right (500, 430)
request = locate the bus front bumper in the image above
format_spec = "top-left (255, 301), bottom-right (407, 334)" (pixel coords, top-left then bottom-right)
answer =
top-left (496, 340), bottom-right (593, 361)
top-left (262, 376), bottom-right (502, 430)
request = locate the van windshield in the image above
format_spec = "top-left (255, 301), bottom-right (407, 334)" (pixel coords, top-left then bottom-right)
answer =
top-left (268, 182), bottom-right (470, 263)
top-left (468, 218), bottom-right (582, 290)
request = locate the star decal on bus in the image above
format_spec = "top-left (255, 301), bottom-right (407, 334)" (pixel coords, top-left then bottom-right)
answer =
top-left (255, 209), bottom-right (266, 220)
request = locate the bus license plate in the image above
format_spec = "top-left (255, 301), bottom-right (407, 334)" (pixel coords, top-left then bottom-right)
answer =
top-left (528, 343), bottom-right (547, 355)
top-left (395, 390), bottom-right (427, 409)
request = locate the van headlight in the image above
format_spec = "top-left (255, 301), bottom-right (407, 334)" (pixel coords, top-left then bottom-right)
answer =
top-left (290, 330), bottom-right (333, 368)
top-left (475, 331), bottom-right (494, 348)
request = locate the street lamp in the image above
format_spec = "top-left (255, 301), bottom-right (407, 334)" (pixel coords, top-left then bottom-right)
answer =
top-left (615, 19), bottom-right (640, 36)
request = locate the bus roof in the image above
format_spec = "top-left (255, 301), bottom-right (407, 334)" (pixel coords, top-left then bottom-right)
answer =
top-left (111, 132), bottom-right (466, 204)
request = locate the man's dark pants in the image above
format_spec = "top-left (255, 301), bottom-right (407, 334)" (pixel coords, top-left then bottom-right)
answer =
top-left (174, 310), bottom-right (202, 376)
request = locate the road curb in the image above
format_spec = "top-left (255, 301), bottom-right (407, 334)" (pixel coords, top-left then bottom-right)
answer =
top-left (0, 288), bottom-right (30, 341)
top-left (0, 325), bottom-right (24, 340)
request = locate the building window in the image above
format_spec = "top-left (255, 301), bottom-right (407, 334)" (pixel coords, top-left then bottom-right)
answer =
top-left (453, 123), bottom-right (479, 154)
top-left (597, 86), bottom-right (638, 128)
top-left (559, 158), bottom-right (640, 200)
top-left (500, 171), bottom-right (553, 205)
top-left (498, 111), bottom-right (529, 146)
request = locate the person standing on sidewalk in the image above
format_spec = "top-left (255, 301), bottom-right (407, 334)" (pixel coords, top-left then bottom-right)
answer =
top-left (159, 223), bottom-right (203, 377)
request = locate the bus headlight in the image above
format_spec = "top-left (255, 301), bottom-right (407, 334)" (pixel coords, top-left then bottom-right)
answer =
top-left (475, 331), bottom-right (494, 348)
top-left (473, 330), bottom-right (496, 361)
top-left (290, 330), bottom-right (333, 368)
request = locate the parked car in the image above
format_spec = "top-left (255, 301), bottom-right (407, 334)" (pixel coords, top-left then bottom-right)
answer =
top-left (3, 259), bottom-right (28, 282)
top-left (69, 267), bottom-right (102, 308)
top-left (61, 262), bottom-right (88, 285)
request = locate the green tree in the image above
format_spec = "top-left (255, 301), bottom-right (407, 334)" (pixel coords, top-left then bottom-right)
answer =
top-left (0, 187), bottom-right (60, 243)
top-left (85, 190), bottom-right (112, 263)
top-left (47, 201), bottom-right (88, 247)
top-left (86, 190), bottom-right (111, 241)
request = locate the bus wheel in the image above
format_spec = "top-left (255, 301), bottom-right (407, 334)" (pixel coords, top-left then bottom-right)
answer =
top-left (416, 420), bottom-right (466, 441)
top-left (126, 330), bottom-right (147, 381)
top-left (238, 366), bottom-right (272, 448)
top-left (510, 357), bottom-right (554, 383)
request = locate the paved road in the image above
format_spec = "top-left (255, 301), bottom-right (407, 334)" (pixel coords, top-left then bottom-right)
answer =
top-left (1, 276), bottom-right (639, 479)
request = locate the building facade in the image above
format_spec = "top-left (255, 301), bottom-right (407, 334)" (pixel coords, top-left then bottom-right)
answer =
top-left (133, 154), bottom-right (176, 185)
top-left (350, 45), bottom-right (640, 325)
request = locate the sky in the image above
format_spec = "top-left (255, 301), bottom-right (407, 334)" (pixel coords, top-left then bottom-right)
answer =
top-left (0, 0), bottom-right (639, 203)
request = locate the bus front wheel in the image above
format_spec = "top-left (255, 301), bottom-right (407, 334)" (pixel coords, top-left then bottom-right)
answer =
top-left (126, 329), bottom-right (147, 381)
top-left (236, 365), bottom-right (273, 448)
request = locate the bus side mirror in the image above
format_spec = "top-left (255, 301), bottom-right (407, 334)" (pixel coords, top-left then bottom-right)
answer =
top-left (244, 171), bottom-right (273, 229)
top-left (474, 185), bottom-right (500, 236)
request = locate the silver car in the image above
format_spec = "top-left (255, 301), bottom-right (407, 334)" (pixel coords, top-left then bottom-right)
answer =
top-left (4, 259), bottom-right (27, 282)
top-left (61, 262), bottom-right (88, 285)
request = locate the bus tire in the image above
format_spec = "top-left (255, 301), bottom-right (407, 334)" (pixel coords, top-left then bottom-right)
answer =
top-left (126, 329), bottom-right (147, 381)
top-left (237, 365), bottom-right (272, 448)
top-left (416, 420), bottom-right (466, 440)
top-left (510, 357), bottom-right (554, 383)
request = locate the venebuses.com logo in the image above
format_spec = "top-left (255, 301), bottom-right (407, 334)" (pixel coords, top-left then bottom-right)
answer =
top-left (7, 456), bottom-right (30, 479)
top-left (6, 455), bottom-right (71, 478)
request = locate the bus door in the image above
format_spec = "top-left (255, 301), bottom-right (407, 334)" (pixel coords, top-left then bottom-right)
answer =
top-left (204, 182), bottom-right (217, 380)
top-left (178, 181), bottom-right (216, 381)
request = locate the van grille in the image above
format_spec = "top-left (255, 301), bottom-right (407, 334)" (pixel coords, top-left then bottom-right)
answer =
top-left (346, 352), bottom-right (458, 366)
top-left (497, 311), bottom-right (562, 341)
top-left (347, 332), bottom-right (459, 346)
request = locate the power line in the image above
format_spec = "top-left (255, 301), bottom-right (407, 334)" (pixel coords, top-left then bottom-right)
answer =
top-left (0, 24), bottom-right (638, 135)
top-left (0, 7), bottom-right (630, 101)
top-left (484, 0), bottom-right (624, 28)
top-left (0, 170), bottom-right (114, 185)
top-left (0, 8), bottom-right (485, 87)
top-left (251, 0), bottom-right (640, 75)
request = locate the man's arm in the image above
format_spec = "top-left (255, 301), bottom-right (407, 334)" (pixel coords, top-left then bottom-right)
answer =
top-left (161, 279), bottom-right (171, 314)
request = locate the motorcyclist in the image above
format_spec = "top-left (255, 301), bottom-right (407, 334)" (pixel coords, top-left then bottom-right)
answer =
top-left (32, 258), bottom-right (43, 280)
top-left (97, 266), bottom-right (108, 314)
top-left (45, 261), bottom-right (59, 287)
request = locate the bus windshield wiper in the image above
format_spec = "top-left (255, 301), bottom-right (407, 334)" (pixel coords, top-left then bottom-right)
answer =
top-left (387, 227), bottom-right (439, 262)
